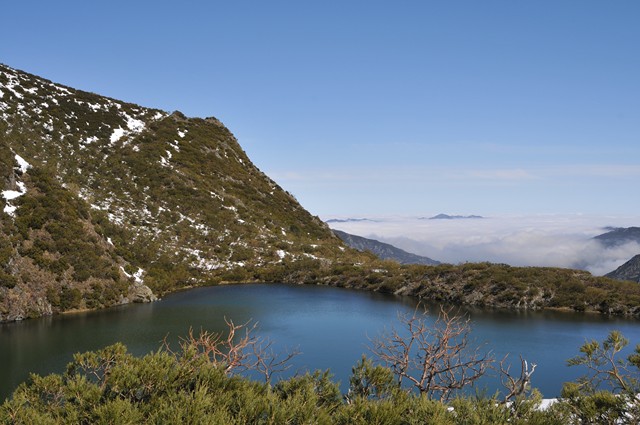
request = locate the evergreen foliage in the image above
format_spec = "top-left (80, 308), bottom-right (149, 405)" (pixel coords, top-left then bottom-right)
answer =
top-left (0, 341), bottom-right (565, 424)
top-left (8, 330), bottom-right (640, 423)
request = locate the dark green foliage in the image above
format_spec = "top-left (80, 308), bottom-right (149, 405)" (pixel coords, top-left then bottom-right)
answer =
top-left (559, 331), bottom-right (640, 423)
top-left (13, 168), bottom-right (122, 283)
top-left (0, 339), bottom-right (573, 424)
top-left (346, 355), bottom-right (397, 402)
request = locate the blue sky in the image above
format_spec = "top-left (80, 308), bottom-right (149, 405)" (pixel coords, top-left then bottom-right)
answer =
top-left (2, 1), bottom-right (639, 217)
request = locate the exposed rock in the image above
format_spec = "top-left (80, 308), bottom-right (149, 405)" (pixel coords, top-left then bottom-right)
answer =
top-left (127, 283), bottom-right (158, 303)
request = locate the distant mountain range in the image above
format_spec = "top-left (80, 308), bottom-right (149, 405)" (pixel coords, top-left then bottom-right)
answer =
top-left (325, 218), bottom-right (376, 224)
top-left (594, 227), bottom-right (640, 247)
top-left (606, 255), bottom-right (640, 283)
top-left (424, 214), bottom-right (484, 220)
top-left (333, 230), bottom-right (440, 266)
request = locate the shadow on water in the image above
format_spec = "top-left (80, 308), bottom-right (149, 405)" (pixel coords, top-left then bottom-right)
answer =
top-left (2, 283), bottom-right (639, 401)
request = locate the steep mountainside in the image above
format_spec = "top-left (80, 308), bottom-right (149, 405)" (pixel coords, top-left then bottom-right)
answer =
top-left (606, 255), bottom-right (640, 283)
top-left (333, 230), bottom-right (440, 265)
top-left (0, 64), bottom-right (367, 321)
top-left (594, 227), bottom-right (640, 247)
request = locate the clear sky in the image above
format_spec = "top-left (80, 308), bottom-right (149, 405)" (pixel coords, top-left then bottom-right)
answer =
top-left (2, 1), bottom-right (639, 217)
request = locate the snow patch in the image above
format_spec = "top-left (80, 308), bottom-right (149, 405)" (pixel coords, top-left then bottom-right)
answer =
top-left (2, 155), bottom-right (30, 217)
top-left (3, 182), bottom-right (27, 200)
top-left (120, 266), bottom-right (131, 278)
top-left (133, 268), bottom-right (145, 283)
top-left (87, 102), bottom-right (102, 112)
top-left (537, 399), bottom-right (557, 410)
top-left (43, 119), bottom-right (54, 132)
top-left (3, 204), bottom-right (17, 216)
top-left (15, 154), bottom-right (31, 173)
top-left (126, 115), bottom-right (145, 132)
top-left (120, 266), bottom-right (144, 283)
top-left (82, 136), bottom-right (99, 145)
top-left (110, 127), bottom-right (126, 144)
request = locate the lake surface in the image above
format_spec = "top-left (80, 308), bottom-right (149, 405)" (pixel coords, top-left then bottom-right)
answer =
top-left (2, 283), bottom-right (640, 401)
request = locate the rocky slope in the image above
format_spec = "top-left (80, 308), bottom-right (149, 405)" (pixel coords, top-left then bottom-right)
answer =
top-left (333, 229), bottom-right (440, 265)
top-left (606, 255), bottom-right (640, 283)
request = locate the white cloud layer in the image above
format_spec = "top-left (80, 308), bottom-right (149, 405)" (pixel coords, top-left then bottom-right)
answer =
top-left (327, 214), bottom-right (640, 276)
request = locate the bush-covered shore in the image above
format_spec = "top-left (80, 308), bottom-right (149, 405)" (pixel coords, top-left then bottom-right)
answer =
top-left (3, 328), bottom-right (640, 424)
top-left (220, 259), bottom-right (640, 318)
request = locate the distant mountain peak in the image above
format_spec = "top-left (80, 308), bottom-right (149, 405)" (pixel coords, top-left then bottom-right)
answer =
top-left (425, 213), bottom-right (484, 220)
top-left (594, 227), bottom-right (640, 248)
top-left (325, 218), bottom-right (375, 223)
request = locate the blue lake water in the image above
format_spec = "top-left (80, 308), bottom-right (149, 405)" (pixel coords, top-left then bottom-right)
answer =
top-left (2, 283), bottom-right (640, 401)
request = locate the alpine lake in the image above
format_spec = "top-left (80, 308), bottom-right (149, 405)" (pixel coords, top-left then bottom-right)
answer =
top-left (2, 283), bottom-right (640, 401)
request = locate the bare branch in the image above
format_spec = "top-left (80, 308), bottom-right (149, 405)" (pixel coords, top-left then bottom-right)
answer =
top-left (370, 305), bottom-right (492, 401)
top-left (251, 338), bottom-right (301, 385)
top-left (175, 317), bottom-right (299, 384)
top-left (500, 354), bottom-right (536, 403)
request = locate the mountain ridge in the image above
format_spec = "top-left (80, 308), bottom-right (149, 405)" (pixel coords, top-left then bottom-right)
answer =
top-left (332, 230), bottom-right (440, 266)
top-left (594, 227), bottom-right (640, 248)
top-left (425, 213), bottom-right (484, 220)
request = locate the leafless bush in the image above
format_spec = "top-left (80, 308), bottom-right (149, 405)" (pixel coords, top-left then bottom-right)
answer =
top-left (176, 317), bottom-right (300, 383)
top-left (370, 305), bottom-right (492, 401)
top-left (499, 354), bottom-right (537, 403)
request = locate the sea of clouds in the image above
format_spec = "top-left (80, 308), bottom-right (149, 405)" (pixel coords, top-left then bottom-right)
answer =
top-left (326, 214), bottom-right (640, 276)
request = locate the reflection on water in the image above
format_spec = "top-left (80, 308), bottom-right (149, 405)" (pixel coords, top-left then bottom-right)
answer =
top-left (2, 283), bottom-right (639, 400)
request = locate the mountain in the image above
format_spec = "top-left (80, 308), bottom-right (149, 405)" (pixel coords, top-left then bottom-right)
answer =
top-left (325, 218), bottom-right (375, 223)
top-left (606, 255), bottom-right (640, 283)
top-left (425, 214), bottom-right (484, 220)
top-left (0, 64), bottom-right (369, 322)
top-left (594, 227), bottom-right (640, 248)
top-left (332, 230), bottom-right (440, 265)
top-left (3, 64), bottom-right (640, 321)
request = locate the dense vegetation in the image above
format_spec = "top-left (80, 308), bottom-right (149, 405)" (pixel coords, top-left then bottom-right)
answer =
top-left (246, 259), bottom-right (640, 317)
top-left (3, 322), bottom-right (640, 424)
